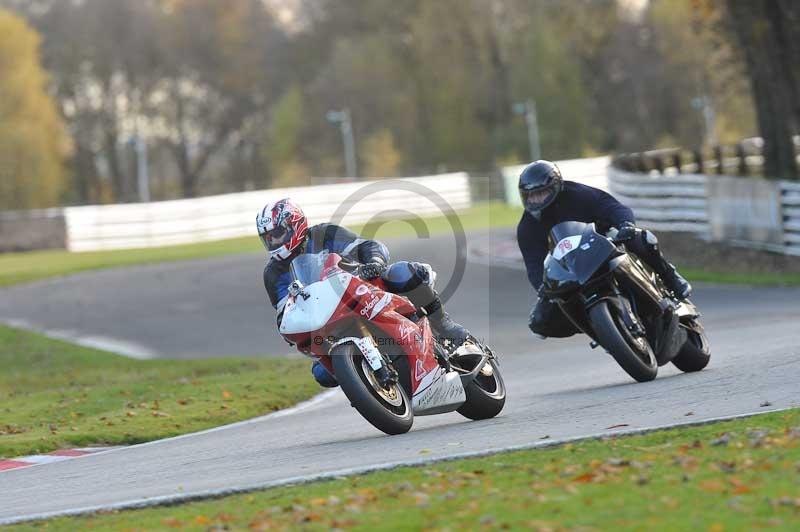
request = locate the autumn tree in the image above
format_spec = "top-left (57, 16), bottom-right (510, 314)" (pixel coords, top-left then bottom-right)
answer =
top-left (724, 0), bottom-right (799, 179)
top-left (0, 8), bottom-right (69, 209)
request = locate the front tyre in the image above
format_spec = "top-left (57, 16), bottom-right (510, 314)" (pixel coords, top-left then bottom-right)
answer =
top-left (588, 301), bottom-right (658, 382)
top-left (331, 343), bottom-right (413, 435)
top-left (672, 319), bottom-right (711, 372)
top-left (457, 358), bottom-right (506, 420)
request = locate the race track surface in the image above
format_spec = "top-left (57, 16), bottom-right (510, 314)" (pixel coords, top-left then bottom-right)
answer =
top-left (1, 229), bottom-right (799, 522)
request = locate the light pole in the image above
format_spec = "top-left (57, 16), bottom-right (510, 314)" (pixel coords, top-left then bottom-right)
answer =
top-left (691, 95), bottom-right (717, 147)
top-left (134, 134), bottom-right (150, 202)
top-left (513, 99), bottom-right (541, 161)
top-left (326, 108), bottom-right (358, 179)
top-left (127, 133), bottom-right (150, 202)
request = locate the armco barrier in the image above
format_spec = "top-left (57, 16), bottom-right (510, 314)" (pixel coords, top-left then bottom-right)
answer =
top-left (63, 173), bottom-right (471, 252)
top-left (782, 181), bottom-right (800, 256)
top-left (610, 166), bottom-right (800, 256)
top-left (607, 167), bottom-right (708, 233)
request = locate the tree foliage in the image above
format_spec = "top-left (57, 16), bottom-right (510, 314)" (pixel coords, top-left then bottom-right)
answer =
top-left (0, 8), bottom-right (68, 210)
top-left (1, 0), bottom-right (791, 205)
top-left (724, 0), bottom-right (799, 179)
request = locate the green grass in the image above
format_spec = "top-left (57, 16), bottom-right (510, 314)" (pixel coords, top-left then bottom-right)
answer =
top-left (683, 268), bottom-right (800, 287)
top-left (0, 202), bottom-right (521, 288)
top-left (16, 409), bottom-right (800, 531)
top-left (0, 325), bottom-right (318, 458)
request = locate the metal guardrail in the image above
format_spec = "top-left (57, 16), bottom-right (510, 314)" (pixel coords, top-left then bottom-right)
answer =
top-left (781, 181), bottom-right (800, 256)
top-left (607, 167), bottom-right (709, 233)
top-left (612, 140), bottom-right (800, 256)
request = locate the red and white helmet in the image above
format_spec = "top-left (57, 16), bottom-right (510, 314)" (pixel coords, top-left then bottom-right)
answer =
top-left (256, 198), bottom-right (308, 261)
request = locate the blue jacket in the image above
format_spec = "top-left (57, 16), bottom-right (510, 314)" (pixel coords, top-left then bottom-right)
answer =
top-left (263, 223), bottom-right (390, 314)
top-left (516, 181), bottom-right (635, 292)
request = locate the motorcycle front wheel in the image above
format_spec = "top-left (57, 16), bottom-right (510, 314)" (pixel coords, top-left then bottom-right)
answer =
top-left (331, 343), bottom-right (414, 435)
top-left (588, 300), bottom-right (658, 382)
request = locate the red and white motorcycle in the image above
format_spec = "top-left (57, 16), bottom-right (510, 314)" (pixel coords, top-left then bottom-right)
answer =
top-left (280, 251), bottom-right (505, 435)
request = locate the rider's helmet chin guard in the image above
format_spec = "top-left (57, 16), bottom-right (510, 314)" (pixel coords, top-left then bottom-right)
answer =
top-left (518, 160), bottom-right (563, 218)
top-left (256, 198), bottom-right (309, 261)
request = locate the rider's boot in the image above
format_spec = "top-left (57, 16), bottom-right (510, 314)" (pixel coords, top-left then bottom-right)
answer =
top-left (405, 283), bottom-right (469, 350)
top-left (660, 263), bottom-right (692, 301)
top-left (634, 229), bottom-right (692, 301)
top-left (423, 295), bottom-right (470, 349)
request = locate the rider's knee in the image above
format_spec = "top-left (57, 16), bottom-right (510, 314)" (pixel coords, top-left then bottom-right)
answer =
top-left (311, 360), bottom-right (338, 388)
top-left (529, 297), bottom-right (578, 338)
top-left (383, 261), bottom-right (434, 293)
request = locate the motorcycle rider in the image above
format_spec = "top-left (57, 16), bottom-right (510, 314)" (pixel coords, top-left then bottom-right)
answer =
top-left (257, 198), bottom-right (470, 387)
top-left (518, 160), bottom-right (692, 338)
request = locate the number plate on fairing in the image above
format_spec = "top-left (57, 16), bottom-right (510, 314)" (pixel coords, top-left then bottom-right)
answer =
top-left (552, 236), bottom-right (583, 261)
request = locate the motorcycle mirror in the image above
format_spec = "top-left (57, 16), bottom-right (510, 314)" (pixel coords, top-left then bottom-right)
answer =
top-left (288, 280), bottom-right (309, 300)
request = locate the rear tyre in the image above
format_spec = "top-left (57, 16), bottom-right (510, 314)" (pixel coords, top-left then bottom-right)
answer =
top-left (588, 301), bottom-right (658, 382)
top-left (456, 358), bottom-right (506, 420)
top-left (331, 343), bottom-right (413, 435)
top-left (672, 320), bottom-right (710, 372)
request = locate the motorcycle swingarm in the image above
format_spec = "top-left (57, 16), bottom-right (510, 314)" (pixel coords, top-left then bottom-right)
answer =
top-left (449, 342), bottom-right (492, 387)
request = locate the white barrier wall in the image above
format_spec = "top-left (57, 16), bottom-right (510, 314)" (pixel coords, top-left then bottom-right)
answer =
top-left (607, 167), bottom-right (709, 233)
top-left (64, 173), bottom-right (471, 252)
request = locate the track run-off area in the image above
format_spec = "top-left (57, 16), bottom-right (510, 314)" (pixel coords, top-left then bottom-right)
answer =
top-left (1, 229), bottom-right (799, 523)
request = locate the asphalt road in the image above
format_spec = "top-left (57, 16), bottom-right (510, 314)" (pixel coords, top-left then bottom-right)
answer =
top-left (1, 230), bottom-right (799, 523)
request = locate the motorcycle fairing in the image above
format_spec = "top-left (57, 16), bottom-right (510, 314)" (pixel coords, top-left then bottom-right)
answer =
top-left (543, 222), bottom-right (617, 294)
top-left (280, 251), bottom-right (450, 398)
top-left (411, 366), bottom-right (466, 416)
top-left (279, 272), bottom-right (351, 335)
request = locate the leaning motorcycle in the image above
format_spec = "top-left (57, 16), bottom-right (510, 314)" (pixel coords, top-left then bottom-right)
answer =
top-left (279, 250), bottom-right (505, 435)
top-left (542, 221), bottom-right (710, 382)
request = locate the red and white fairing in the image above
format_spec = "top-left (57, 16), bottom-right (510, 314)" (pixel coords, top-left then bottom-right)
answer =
top-left (280, 252), bottom-right (466, 415)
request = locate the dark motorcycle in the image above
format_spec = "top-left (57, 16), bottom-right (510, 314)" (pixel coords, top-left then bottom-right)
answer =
top-left (542, 221), bottom-right (710, 382)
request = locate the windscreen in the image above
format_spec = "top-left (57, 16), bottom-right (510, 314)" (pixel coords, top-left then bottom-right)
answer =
top-left (549, 221), bottom-right (592, 250)
top-left (289, 251), bottom-right (329, 285)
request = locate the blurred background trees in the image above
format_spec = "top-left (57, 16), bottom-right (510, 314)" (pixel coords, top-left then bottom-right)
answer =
top-left (0, 0), bottom-right (796, 207)
top-left (0, 8), bottom-right (69, 210)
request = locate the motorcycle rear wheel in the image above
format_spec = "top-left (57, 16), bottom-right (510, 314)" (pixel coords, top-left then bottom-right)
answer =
top-left (588, 301), bottom-right (658, 382)
top-left (672, 319), bottom-right (711, 372)
top-left (456, 358), bottom-right (506, 420)
top-left (331, 343), bottom-right (414, 435)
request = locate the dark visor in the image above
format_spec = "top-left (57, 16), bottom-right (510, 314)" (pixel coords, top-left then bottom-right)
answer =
top-left (520, 183), bottom-right (557, 213)
top-left (261, 224), bottom-right (292, 252)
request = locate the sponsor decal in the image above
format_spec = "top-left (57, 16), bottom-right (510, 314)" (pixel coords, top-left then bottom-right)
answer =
top-left (367, 293), bottom-right (393, 320)
top-left (355, 284), bottom-right (370, 296)
top-left (413, 370), bottom-right (465, 410)
top-left (414, 358), bottom-right (428, 382)
top-left (359, 294), bottom-right (381, 317)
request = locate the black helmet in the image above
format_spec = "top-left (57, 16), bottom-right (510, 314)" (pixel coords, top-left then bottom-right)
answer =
top-left (518, 160), bottom-right (563, 217)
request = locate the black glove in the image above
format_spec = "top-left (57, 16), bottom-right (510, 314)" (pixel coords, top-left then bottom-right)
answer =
top-left (357, 262), bottom-right (385, 280)
top-left (612, 222), bottom-right (637, 243)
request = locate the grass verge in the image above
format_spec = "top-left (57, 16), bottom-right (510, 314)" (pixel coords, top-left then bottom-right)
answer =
top-left (0, 325), bottom-right (318, 458)
top-left (14, 409), bottom-right (800, 530)
top-left (682, 268), bottom-right (800, 288)
top-left (0, 202), bottom-right (521, 288)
